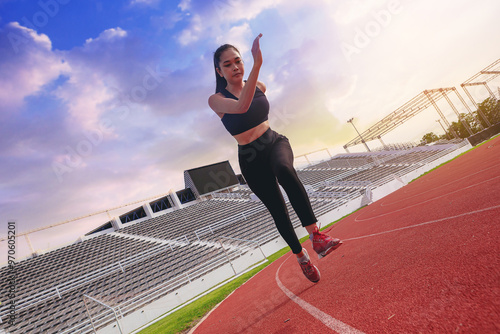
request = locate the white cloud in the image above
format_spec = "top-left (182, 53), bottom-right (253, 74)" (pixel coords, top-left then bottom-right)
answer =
top-left (333, 0), bottom-right (391, 25)
top-left (54, 75), bottom-right (115, 131)
top-left (177, 0), bottom-right (281, 47)
top-left (216, 0), bottom-right (279, 21)
top-left (215, 23), bottom-right (253, 55)
top-left (150, 10), bottom-right (183, 31)
top-left (177, 14), bottom-right (202, 45)
top-left (129, 0), bottom-right (161, 7)
top-left (9, 21), bottom-right (52, 49)
top-left (53, 26), bottom-right (166, 132)
top-left (0, 22), bottom-right (69, 112)
top-left (84, 27), bottom-right (127, 45)
top-left (178, 0), bottom-right (191, 11)
top-left (51, 28), bottom-right (129, 131)
top-left (0, 24), bottom-right (133, 135)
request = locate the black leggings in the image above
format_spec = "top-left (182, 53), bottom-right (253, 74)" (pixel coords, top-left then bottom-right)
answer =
top-left (238, 128), bottom-right (317, 254)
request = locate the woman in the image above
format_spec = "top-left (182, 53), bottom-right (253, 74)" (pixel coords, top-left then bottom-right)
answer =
top-left (208, 34), bottom-right (341, 282)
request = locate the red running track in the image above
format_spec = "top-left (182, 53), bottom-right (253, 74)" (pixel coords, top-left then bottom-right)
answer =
top-left (192, 138), bottom-right (500, 334)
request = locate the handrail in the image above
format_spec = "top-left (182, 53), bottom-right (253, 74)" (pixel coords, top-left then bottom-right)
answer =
top-left (218, 236), bottom-right (267, 261)
top-left (194, 205), bottom-right (269, 241)
top-left (0, 230), bottom-right (194, 319)
top-left (0, 243), bottom-right (171, 320)
top-left (59, 246), bottom-right (246, 334)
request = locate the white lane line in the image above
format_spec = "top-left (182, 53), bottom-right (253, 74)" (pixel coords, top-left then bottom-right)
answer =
top-left (345, 204), bottom-right (500, 241)
top-left (275, 257), bottom-right (365, 334)
top-left (380, 164), bottom-right (499, 207)
top-left (355, 174), bottom-right (500, 222)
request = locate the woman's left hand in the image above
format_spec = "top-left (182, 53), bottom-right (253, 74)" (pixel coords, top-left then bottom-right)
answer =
top-left (251, 33), bottom-right (263, 67)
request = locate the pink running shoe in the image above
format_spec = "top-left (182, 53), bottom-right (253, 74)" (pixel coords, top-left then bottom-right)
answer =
top-left (298, 249), bottom-right (320, 283)
top-left (311, 226), bottom-right (342, 259)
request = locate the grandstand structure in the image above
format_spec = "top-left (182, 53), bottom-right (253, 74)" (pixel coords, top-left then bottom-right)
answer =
top-left (344, 58), bottom-right (500, 152)
top-left (0, 138), bottom-right (472, 334)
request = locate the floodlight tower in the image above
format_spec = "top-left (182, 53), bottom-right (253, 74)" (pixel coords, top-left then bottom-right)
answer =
top-left (436, 119), bottom-right (450, 140)
top-left (347, 118), bottom-right (371, 152)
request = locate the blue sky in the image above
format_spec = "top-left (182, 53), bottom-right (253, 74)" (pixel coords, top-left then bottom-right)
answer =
top-left (1, 0), bottom-right (500, 261)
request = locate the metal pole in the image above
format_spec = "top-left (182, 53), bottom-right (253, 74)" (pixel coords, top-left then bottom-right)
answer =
top-left (111, 308), bottom-right (124, 334)
top-left (256, 243), bottom-right (267, 261)
top-left (24, 234), bottom-right (36, 256)
top-left (424, 90), bottom-right (459, 139)
top-left (347, 118), bottom-right (371, 152)
top-left (377, 136), bottom-right (388, 150)
top-left (83, 294), bottom-right (124, 334)
top-left (452, 87), bottom-right (485, 130)
top-left (83, 296), bottom-right (98, 334)
top-left (436, 120), bottom-right (450, 139)
top-left (461, 84), bottom-right (492, 127)
top-left (304, 155), bottom-right (311, 165)
top-left (484, 82), bottom-right (497, 101)
top-left (461, 84), bottom-right (479, 109)
top-left (218, 237), bottom-right (237, 275)
top-left (440, 89), bottom-right (473, 136)
top-left (219, 236), bottom-right (268, 261)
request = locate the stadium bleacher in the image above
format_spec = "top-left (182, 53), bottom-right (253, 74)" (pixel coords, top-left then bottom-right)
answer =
top-left (0, 140), bottom-right (470, 334)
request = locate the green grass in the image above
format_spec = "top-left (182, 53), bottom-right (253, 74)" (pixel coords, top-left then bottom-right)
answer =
top-left (137, 212), bottom-right (357, 334)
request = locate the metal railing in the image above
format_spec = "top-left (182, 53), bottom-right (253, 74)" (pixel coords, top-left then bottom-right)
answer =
top-left (61, 237), bottom-right (266, 334)
top-left (212, 192), bottom-right (244, 200)
top-left (194, 205), bottom-right (269, 241)
top-left (0, 243), bottom-right (173, 323)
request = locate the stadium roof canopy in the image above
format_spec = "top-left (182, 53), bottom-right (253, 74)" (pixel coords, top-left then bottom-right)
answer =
top-left (343, 87), bottom-right (473, 149)
top-left (344, 58), bottom-right (500, 150)
top-left (460, 58), bottom-right (500, 126)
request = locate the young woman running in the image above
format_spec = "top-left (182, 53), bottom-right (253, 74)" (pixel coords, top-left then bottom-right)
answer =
top-left (208, 33), bottom-right (341, 282)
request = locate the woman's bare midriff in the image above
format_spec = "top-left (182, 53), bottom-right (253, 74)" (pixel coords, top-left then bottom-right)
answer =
top-left (232, 121), bottom-right (270, 145)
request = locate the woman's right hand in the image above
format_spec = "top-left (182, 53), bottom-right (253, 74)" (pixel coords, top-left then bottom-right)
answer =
top-left (251, 33), bottom-right (263, 67)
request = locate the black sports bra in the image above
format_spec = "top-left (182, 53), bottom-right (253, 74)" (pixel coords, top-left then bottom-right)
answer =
top-left (220, 86), bottom-right (269, 136)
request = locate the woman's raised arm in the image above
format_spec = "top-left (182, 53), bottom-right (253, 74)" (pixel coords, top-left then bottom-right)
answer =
top-left (209, 34), bottom-right (263, 115)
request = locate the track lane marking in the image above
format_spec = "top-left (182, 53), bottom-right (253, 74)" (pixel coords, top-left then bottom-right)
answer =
top-left (356, 175), bottom-right (500, 222)
top-left (275, 257), bottom-right (365, 334)
top-left (380, 164), bottom-right (499, 207)
top-left (345, 204), bottom-right (500, 241)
